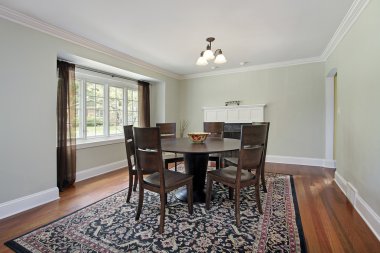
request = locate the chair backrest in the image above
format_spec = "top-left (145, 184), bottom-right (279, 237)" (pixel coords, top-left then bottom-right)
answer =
top-left (240, 123), bottom-right (268, 148)
top-left (252, 122), bottom-right (270, 163)
top-left (204, 122), bottom-right (224, 138)
top-left (237, 124), bottom-right (268, 176)
top-left (123, 125), bottom-right (135, 171)
top-left (156, 123), bottom-right (176, 139)
top-left (133, 127), bottom-right (165, 178)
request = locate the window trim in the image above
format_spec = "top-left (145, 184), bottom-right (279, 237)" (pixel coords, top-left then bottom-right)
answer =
top-left (76, 136), bottom-right (125, 150)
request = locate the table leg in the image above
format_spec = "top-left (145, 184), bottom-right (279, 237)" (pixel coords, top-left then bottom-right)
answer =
top-left (175, 153), bottom-right (209, 203)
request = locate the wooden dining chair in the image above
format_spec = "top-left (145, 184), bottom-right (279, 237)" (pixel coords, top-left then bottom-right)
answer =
top-left (206, 124), bottom-right (268, 226)
top-left (156, 123), bottom-right (184, 171)
top-left (203, 122), bottom-right (224, 169)
top-left (123, 125), bottom-right (138, 203)
top-left (224, 122), bottom-right (270, 192)
top-left (134, 127), bottom-right (193, 234)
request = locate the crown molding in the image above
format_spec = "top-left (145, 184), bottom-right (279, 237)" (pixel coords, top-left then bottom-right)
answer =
top-left (182, 57), bottom-right (323, 79)
top-left (321, 0), bottom-right (370, 61)
top-left (0, 0), bottom-right (370, 80)
top-left (0, 5), bottom-right (181, 80)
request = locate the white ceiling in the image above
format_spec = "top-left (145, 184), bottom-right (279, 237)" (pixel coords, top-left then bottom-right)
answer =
top-left (0, 0), bottom-right (354, 76)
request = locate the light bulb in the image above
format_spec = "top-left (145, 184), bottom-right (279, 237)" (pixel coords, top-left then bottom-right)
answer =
top-left (214, 49), bottom-right (227, 64)
top-left (196, 56), bottom-right (208, 66)
top-left (203, 50), bottom-right (215, 60)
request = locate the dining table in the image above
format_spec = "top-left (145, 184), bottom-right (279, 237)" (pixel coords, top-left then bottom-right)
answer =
top-left (161, 137), bottom-right (240, 203)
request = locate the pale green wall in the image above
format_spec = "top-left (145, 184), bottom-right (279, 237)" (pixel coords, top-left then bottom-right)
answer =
top-left (76, 143), bottom-right (126, 171)
top-left (325, 0), bottom-right (380, 214)
top-left (0, 18), bottom-right (180, 203)
top-left (180, 63), bottom-right (325, 158)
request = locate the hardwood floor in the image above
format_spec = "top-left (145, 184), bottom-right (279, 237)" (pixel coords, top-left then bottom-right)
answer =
top-left (0, 163), bottom-right (379, 252)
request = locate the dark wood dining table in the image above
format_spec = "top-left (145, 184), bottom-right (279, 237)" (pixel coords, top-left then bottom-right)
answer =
top-left (161, 137), bottom-right (240, 202)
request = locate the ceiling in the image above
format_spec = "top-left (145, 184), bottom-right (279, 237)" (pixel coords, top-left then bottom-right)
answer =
top-left (0, 0), bottom-right (354, 76)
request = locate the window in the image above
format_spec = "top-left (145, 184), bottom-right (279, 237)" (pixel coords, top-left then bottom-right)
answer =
top-left (127, 89), bottom-right (138, 126)
top-left (109, 86), bottom-right (124, 135)
top-left (86, 82), bottom-right (105, 137)
top-left (74, 80), bottom-right (82, 138)
top-left (74, 69), bottom-right (138, 141)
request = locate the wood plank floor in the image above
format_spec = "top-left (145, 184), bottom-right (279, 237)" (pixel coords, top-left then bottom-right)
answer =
top-left (0, 163), bottom-right (379, 252)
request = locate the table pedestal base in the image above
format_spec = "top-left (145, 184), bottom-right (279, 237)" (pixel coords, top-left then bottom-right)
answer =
top-left (175, 153), bottom-right (210, 203)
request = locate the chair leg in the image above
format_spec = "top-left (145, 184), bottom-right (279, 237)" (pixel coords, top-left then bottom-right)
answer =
top-left (228, 187), bottom-right (234, 200)
top-left (165, 161), bottom-right (169, 170)
top-left (127, 173), bottom-right (133, 203)
top-left (174, 161), bottom-right (177, 171)
top-left (159, 193), bottom-right (166, 234)
top-left (205, 176), bottom-right (213, 210)
top-left (135, 186), bottom-right (144, 220)
top-left (261, 167), bottom-right (267, 193)
top-left (215, 158), bottom-right (220, 170)
top-left (187, 182), bottom-right (193, 214)
top-left (235, 188), bottom-right (241, 226)
top-left (255, 184), bottom-right (263, 214)
top-left (133, 174), bottom-right (138, 191)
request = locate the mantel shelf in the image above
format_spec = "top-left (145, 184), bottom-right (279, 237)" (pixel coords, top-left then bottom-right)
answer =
top-left (203, 104), bottom-right (266, 123)
top-left (202, 104), bottom-right (266, 110)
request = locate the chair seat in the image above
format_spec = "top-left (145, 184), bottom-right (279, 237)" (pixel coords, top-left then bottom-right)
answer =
top-left (163, 152), bottom-right (183, 160)
top-left (144, 170), bottom-right (192, 188)
top-left (224, 157), bottom-right (238, 166)
top-left (208, 166), bottom-right (255, 183)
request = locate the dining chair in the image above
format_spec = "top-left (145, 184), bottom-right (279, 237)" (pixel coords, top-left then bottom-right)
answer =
top-left (205, 124), bottom-right (268, 226)
top-left (134, 127), bottom-right (193, 234)
top-left (123, 125), bottom-right (138, 203)
top-left (156, 123), bottom-right (184, 171)
top-left (203, 122), bottom-right (224, 169)
top-left (224, 122), bottom-right (270, 192)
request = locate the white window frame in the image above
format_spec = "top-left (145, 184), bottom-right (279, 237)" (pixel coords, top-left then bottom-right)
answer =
top-left (74, 69), bottom-right (138, 149)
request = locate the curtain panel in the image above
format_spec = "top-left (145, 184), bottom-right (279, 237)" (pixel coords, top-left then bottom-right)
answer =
top-left (57, 61), bottom-right (77, 191)
top-left (138, 81), bottom-right (150, 127)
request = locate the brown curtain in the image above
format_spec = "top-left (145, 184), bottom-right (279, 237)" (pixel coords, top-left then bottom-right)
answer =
top-left (138, 81), bottom-right (150, 127)
top-left (57, 61), bottom-right (77, 191)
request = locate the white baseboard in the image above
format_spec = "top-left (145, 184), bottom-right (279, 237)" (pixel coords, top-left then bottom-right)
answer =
top-left (76, 159), bottom-right (127, 182)
top-left (334, 171), bottom-right (347, 193)
top-left (0, 160), bottom-right (127, 220)
top-left (0, 187), bottom-right (59, 219)
top-left (355, 194), bottom-right (380, 241)
top-left (323, 159), bottom-right (336, 168)
top-left (334, 172), bottom-right (380, 241)
top-left (266, 155), bottom-right (335, 168)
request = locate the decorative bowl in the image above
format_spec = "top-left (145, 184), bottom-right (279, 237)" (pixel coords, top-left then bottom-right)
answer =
top-left (188, 132), bottom-right (210, 143)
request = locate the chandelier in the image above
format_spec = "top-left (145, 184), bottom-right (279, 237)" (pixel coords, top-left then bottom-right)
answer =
top-left (196, 37), bottom-right (227, 66)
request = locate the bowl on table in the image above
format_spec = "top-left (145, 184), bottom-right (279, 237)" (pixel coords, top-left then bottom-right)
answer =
top-left (188, 132), bottom-right (210, 143)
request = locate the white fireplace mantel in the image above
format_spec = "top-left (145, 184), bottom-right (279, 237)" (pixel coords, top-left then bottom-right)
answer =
top-left (203, 104), bottom-right (266, 123)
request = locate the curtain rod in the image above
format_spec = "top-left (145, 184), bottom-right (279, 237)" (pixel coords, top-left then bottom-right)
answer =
top-left (58, 59), bottom-right (139, 83)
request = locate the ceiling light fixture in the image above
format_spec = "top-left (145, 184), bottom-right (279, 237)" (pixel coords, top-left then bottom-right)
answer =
top-left (196, 37), bottom-right (227, 66)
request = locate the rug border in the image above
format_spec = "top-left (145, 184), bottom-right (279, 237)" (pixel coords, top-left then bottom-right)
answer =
top-left (4, 240), bottom-right (30, 253)
top-left (4, 187), bottom-right (129, 252)
top-left (290, 175), bottom-right (308, 253)
top-left (5, 175), bottom-right (308, 253)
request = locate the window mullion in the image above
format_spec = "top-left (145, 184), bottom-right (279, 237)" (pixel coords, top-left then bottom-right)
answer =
top-left (104, 84), bottom-right (109, 136)
top-left (82, 80), bottom-right (87, 139)
top-left (124, 88), bottom-right (128, 126)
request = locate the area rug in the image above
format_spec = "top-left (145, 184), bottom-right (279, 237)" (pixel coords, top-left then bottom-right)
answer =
top-left (5, 174), bottom-right (306, 252)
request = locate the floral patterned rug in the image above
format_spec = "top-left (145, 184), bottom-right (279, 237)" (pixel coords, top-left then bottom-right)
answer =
top-left (5, 173), bottom-right (306, 252)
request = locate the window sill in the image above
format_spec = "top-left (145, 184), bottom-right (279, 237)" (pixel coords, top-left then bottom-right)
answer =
top-left (76, 136), bottom-right (125, 150)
